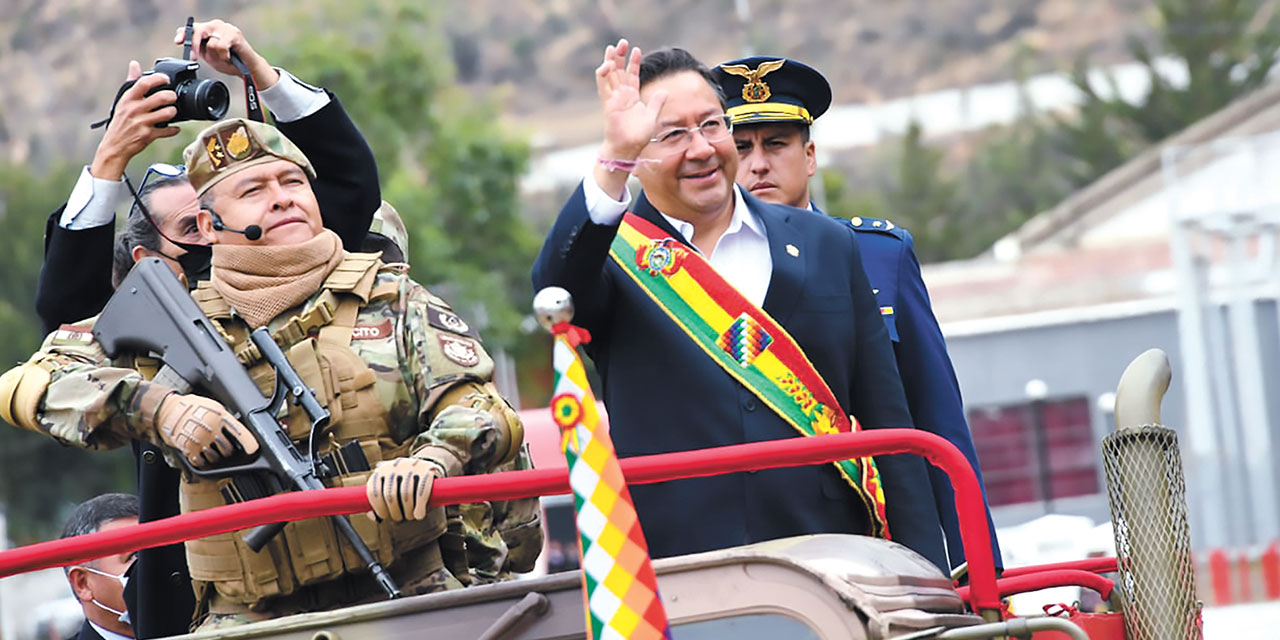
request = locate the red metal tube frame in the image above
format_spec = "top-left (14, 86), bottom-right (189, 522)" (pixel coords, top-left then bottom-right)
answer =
top-left (956, 569), bottom-right (1115, 602)
top-left (0, 429), bottom-right (1000, 614)
top-left (1001, 557), bottom-right (1119, 579)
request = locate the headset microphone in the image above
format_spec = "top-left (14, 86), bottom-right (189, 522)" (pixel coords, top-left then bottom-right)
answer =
top-left (210, 213), bottom-right (263, 241)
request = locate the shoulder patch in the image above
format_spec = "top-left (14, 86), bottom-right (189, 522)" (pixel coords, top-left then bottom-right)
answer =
top-left (427, 305), bottom-right (481, 340)
top-left (847, 216), bottom-right (908, 240)
top-left (351, 319), bottom-right (394, 341)
top-left (50, 325), bottom-right (95, 346)
top-left (437, 334), bottom-right (481, 367)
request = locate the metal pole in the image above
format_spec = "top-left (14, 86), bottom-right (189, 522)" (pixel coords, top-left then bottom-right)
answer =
top-left (1203, 268), bottom-right (1253, 547)
top-left (1226, 218), bottom-right (1279, 543)
top-left (1025, 380), bottom-right (1052, 512)
top-left (1163, 146), bottom-right (1230, 549)
top-left (1030, 399), bottom-right (1054, 512)
top-left (735, 0), bottom-right (753, 57)
top-left (937, 616), bottom-right (1088, 640)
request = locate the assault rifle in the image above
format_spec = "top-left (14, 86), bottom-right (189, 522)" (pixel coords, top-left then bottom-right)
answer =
top-left (94, 257), bottom-right (401, 599)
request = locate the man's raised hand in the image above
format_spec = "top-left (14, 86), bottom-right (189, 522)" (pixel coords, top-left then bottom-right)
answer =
top-left (176, 19), bottom-right (280, 89)
top-left (88, 61), bottom-right (181, 181)
top-left (596, 39), bottom-right (668, 163)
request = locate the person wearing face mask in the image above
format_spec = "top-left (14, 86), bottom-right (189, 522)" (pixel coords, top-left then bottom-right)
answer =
top-left (3, 118), bottom-right (539, 628)
top-left (32, 20), bottom-right (382, 638)
top-left (35, 18), bottom-right (381, 336)
top-left (61, 494), bottom-right (140, 640)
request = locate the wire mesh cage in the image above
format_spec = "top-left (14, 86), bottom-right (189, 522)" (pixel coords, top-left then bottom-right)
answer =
top-left (1102, 425), bottom-right (1202, 640)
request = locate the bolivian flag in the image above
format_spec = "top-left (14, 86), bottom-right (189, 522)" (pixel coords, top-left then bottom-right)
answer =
top-left (550, 328), bottom-right (671, 640)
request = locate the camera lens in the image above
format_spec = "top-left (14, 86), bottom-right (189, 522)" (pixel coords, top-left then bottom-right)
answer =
top-left (174, 78), bottom-right (229, 122)
top-left (193, 79), bottom-right (230, 120)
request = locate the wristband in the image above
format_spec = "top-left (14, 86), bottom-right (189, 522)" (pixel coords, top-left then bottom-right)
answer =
top-left (597, 156), bottom-right (640, 173)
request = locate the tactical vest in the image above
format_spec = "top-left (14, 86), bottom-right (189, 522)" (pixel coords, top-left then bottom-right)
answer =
top-left (179, 254), bottom-right (448, 606)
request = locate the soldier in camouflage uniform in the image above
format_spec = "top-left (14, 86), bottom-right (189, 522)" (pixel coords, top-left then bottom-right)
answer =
top-left (0, 118), bottom-right (542, 628)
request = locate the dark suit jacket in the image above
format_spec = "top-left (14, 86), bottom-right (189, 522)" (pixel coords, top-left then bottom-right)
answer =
top-left (35, 91), bottom-right (379, 639)
top-left (75, 621), bottom-right (105, 640)
top-left (837, 212), bottom-right (1002, 571)
top-left (532, 184), bottom-right (947, 570)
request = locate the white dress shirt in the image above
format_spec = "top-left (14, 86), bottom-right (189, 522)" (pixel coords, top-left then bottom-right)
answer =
top-left (87, 621), bottom-right (133, 640)
top-left (582, 173), bottom-right (773, 306)
top-left (61, 68), bottom-right (331, 230)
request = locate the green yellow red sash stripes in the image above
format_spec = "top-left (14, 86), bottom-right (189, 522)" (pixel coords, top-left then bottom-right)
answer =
top-left (608, 213), bottom-right (890, 538)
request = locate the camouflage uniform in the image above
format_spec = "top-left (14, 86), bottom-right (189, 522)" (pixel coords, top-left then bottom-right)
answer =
top-left (1, 118), bottom-right (542, 628)
top-left (3, 257), bottom-right (542, 625)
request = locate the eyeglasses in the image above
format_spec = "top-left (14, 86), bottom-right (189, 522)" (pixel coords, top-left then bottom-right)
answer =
top-left (649, 115), bottom-right (733, 154)
top-left (139, 162), bottom-right (186, 192)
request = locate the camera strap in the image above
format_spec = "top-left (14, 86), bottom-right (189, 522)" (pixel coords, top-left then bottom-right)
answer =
top-left (229, 51), bottom-right (264, 123)
top-left (89, 83), bottom-right (132, 130)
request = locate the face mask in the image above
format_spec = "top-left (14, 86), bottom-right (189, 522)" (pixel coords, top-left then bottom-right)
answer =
top-left (78, 565), bottom-right (132, 625)
top-left (90, 598), bottom-right (131, 625)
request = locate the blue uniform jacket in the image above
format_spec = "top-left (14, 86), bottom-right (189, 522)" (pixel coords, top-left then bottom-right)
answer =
top-left (532, 184), bottom-right (948, 571)
top-left (836, 211), bottom-right (1003, 571)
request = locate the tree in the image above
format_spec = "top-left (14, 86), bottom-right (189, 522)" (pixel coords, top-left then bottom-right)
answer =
top-left (1056, 0), bottom-right (1280, 186)
top-left (881, 122), bottom-right (960, 263)
top-left (259, 0), bottom-right (542, 402)
top-left (0, 161), bottom-right (135, 543)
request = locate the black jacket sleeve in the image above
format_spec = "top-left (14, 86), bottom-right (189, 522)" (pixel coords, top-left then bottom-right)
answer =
top-left (530, 182), bottom-right (621, 335)
top-left (35, 207), bottom-right (115, 334)
top-left (276, 90), bottom-right (380, 249)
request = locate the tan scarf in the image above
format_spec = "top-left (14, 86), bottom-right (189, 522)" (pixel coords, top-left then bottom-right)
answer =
top-left (211, 229), bottom-right (345, 328)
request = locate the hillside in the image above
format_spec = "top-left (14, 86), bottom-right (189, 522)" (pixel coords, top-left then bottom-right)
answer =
top-left (0, 0), bottom-right (1152, 166)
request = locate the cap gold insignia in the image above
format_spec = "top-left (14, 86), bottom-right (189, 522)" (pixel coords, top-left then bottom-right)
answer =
top-left (720, 59), bottom-right (787, 103)
top-left (225, 126), bottom-right (252, 159)
top-left (205, 135), bottom-right (227, 170)
top-left (786, 243), bottom-right (800, 257)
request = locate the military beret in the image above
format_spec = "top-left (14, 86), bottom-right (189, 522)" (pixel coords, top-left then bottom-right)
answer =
top-left (182, 118), bottom-right (316, 197)
top-left (712, 56), bottom-right (832, 126)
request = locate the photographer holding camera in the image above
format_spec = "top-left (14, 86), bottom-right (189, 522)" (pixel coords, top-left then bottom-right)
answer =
top-left (29, 19), bottom-right (382, 638)
top-left (35, 18), bottom-right (381, 335)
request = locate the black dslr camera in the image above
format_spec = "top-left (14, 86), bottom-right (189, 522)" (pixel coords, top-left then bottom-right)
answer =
top-left (128, 57), bottom-right (230, 124)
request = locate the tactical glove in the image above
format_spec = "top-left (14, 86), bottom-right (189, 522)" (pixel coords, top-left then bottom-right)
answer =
top-left (155, 393), bottom-right (260, 467)
top-left (366, 458), bottom-right (439, 522)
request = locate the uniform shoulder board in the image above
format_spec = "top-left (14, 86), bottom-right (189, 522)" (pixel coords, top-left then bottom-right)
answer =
top-left (847, 216), bottom-right (907, 240)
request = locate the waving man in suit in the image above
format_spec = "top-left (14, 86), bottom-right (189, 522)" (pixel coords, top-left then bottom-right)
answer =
top-left (532, 40), bottom-right (946, 569)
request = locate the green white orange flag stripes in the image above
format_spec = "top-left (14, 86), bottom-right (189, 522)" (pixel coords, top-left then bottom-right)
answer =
top-left (550, 326), bottom-right (672, 640)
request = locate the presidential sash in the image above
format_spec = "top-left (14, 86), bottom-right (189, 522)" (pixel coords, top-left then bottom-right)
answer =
top-left (608, 213), bottom-right (890, 538)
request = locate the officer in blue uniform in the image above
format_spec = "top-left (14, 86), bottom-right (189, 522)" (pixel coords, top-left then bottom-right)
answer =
top-left (713, 56), bottom-right (1002, 573)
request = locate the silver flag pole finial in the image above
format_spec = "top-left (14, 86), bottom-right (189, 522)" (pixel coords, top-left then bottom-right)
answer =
top-left (533, 287), bottom-right (575, 333)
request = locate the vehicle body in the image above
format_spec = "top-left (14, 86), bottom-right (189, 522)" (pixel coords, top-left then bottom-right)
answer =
top-left (0, 350), bottom-right (1195, 639)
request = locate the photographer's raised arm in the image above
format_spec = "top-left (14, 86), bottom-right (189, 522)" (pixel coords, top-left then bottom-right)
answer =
top-left (86, 63), bottom-right (182, 185)
top-left (34, 62), bottom-right (182, 334)
top-left (38, 18), bottom-right (381, 335)
top-left (179, 19), bottom-right (377, 248)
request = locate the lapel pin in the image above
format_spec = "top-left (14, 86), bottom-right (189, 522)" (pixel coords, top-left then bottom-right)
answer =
top-left (786, 244), bottom-right (800, 257)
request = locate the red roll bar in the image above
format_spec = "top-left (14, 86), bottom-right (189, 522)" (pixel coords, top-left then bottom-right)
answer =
top-left (956, 569), bottom-right (1115, 602)
top-left (0, 429), bottom-right (1002, 615)
top-left (1000, 556), bottom-right (1119, 579)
